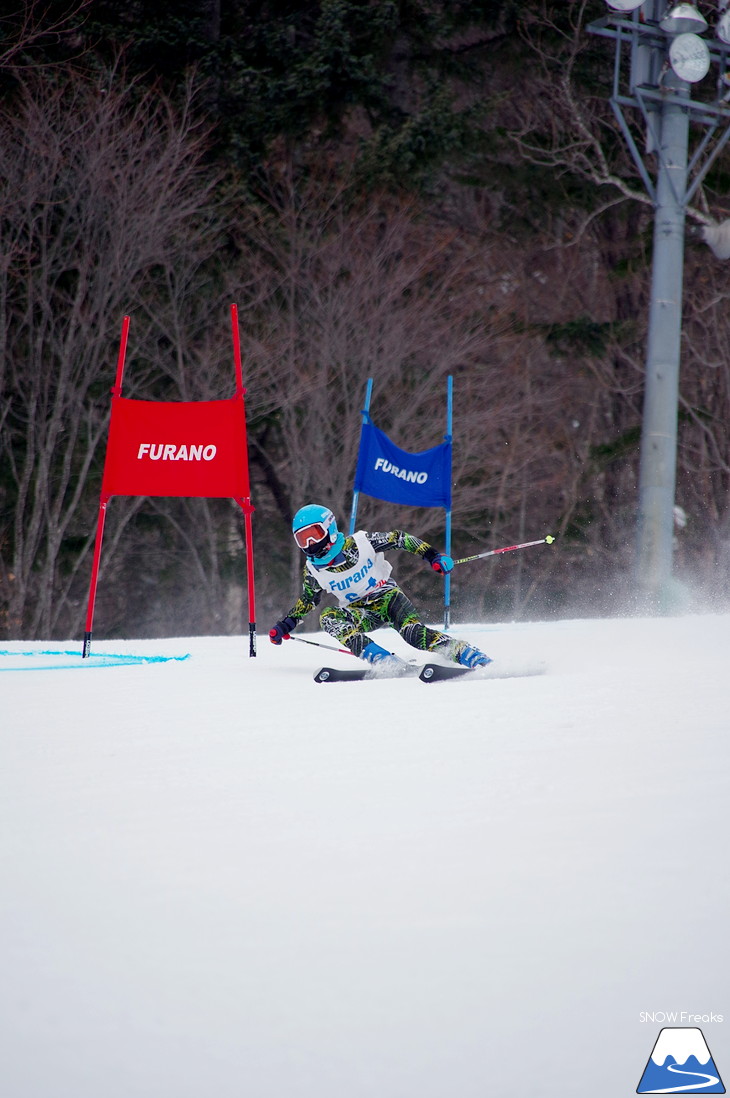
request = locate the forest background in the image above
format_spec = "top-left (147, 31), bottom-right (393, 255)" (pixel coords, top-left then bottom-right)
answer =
top-left (1, 0), bottom-right (729, 643)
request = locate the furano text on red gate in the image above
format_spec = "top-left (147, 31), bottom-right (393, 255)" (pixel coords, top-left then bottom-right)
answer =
top-left (137, 443), bottom-right (217, 461)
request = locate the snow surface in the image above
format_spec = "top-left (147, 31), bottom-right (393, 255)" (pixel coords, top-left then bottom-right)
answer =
top-left (1, 614), bottom-right (729, 1098)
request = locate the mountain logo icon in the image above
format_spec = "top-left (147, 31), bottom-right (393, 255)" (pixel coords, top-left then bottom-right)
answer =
top-left (637, 1027), bottom-right (725, 1093)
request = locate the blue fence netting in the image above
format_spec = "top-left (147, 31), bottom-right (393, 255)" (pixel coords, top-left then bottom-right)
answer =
top-left (0, 649), bottom-right (191, 672)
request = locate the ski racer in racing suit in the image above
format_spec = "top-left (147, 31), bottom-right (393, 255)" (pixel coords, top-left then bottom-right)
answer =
top-left (269, 504), bottom-right (491, 671)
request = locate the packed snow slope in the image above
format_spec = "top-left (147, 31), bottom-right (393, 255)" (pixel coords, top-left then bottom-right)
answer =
top-left (1, 614), bottom-right (728, 1098)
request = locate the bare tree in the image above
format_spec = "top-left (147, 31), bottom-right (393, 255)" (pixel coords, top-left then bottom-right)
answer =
top-left (0, 0), bottom-right (92, 70)
top-left (0, 66), bottom-right (226, 638)
top-left (230, 161), bottom-right (530, 595)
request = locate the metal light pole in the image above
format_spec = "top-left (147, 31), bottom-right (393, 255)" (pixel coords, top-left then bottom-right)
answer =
top-left (589, 1), bottom-right (730, 611)
top-left (636, 62), bottom-right (689, 610)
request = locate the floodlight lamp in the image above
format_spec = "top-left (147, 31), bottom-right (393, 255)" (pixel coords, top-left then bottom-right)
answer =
top-left (669, 32), bottom-right (711, 80)
top-left (605, 0), bottom-right (645, 10)
top-left (660, 3), bottom-right (708, 34)
top-left (717, 10), bottom-right (730, 42)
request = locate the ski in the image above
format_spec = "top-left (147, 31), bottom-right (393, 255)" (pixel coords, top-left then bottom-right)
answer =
top-left (314, 666), bottom-right (371, 683)
top-left (419, 662), bottom-right (475, 683)
top-left (313, 661), bottom-right (418, 683)
top-left (316, 663), bottom-right (484, 683)
top-left (419, 661), bottom-right (546, 683)
top-left (314, 660), bottom-right (545, 684)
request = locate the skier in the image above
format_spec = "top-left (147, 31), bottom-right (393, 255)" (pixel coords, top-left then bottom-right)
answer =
top-left (269, 504), bottom-right (491, 672)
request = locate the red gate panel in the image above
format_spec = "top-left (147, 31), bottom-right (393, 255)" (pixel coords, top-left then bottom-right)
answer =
top-left (101, 396), bottom-right (250, 498)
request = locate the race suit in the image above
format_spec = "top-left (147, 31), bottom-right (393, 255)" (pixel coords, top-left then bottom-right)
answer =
top-left (284, 530), bottom-right (457, 659)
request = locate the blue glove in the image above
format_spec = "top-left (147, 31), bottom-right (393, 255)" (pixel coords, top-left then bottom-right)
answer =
top-left (269, 616), bottom-right (297, 644)
top-left (424, 548), bottom-right (454, 574)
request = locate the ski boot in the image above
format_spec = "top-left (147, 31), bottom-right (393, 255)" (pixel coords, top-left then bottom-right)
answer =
top-left (452, 642), bottom-right (492, 670)
top-left (361, 641), bottom-right (411, 677)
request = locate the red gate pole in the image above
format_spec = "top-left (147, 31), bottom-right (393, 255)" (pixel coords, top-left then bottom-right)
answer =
top-left (112, 315), bottom-right (131, 395)
top-left (230, 303), bottom-right (257, 657)
top-left (82, 316), bottom-right (131, 657)
top-left (230, 302), bottom-right (244, 396)
top-left (83, 496), bottom-right (110, 657)
top-left (236, 500), bottom-right (257, 658)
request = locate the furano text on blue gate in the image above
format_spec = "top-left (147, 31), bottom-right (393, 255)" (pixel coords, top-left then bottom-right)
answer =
top-left (374, 458), bottom-right (428, 484)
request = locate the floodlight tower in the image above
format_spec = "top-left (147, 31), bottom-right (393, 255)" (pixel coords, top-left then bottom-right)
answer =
top-left (589, 1), bottom-right (730, 610)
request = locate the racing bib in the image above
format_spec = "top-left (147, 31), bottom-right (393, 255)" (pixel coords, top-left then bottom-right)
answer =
top-left (306, 530), bottom-right (392, 606)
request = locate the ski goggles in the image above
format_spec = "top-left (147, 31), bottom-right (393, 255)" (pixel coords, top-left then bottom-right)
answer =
top-left (294, 522), bottom-right (329, 550)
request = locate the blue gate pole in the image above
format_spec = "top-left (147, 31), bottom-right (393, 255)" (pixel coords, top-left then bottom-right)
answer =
top-left (444, 375), bottom-right (453, 630)
top-left (349, 377), bottom-right (373, 535)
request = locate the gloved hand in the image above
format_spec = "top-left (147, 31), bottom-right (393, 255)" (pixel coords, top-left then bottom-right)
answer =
top-left (269, 616), bottom-right (297, 644)
top-left (424, 548), bottom-right (454, 574)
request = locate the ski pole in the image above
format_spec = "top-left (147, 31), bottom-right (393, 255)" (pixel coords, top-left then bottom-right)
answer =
top-left (454, 535), bottom-right (555, 566)
top-left (288, 635), bottom-right (358, 657)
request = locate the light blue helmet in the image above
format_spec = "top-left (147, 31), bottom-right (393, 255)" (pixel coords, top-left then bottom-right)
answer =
top-left (292, 504), bottom-right (345, 565)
